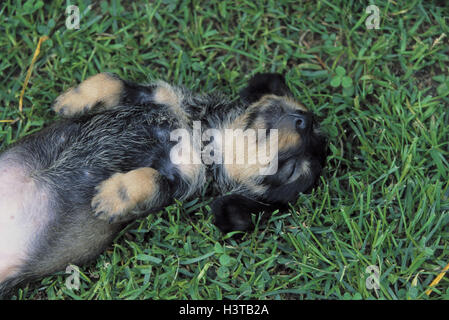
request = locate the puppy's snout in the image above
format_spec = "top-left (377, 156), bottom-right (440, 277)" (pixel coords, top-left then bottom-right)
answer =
top-left (294, 115), bottom-right (307, 130)
top-left (293, 113), bottom-right (312, 132)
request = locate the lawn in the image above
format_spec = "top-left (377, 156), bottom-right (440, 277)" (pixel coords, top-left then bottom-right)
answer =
top-left (0, 0), bottom-right (448, 300)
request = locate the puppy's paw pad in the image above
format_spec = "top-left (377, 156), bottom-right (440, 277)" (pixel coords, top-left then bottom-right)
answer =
top-left (52, 73), bottom-right (123, 116)
top-left (91, 173), bottom-right (134, 223)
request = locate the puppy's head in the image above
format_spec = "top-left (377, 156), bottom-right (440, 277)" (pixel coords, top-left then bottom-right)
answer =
top-left (213, 73), bottom-right (327, 233)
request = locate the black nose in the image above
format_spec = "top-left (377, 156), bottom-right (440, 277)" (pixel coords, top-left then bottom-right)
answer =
top-left (294, 113), bottom-right (311, 131)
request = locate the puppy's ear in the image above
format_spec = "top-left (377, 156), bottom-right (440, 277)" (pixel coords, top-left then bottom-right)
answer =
top-left (239, 73), bottom-right (291, 104)
top-left (211, 194), bottom-right (283, 233)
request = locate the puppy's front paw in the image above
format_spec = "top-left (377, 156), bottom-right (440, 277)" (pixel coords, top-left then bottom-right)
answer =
top-left (52, 73), bottom-right (123, 117)
top-left (91, 173), bottom-right (135, 223)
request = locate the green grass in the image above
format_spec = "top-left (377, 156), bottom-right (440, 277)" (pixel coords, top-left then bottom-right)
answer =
top-left (1, 0), bottom-right (448, 300)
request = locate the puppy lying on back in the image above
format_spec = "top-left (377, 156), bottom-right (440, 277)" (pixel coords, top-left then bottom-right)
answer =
top-left (0, 73), bottom-right (327, 297)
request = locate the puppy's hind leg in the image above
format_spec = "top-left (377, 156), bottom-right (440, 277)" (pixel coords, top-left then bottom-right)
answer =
top-left (52, 73), bottom-right (184, 117)
top-left (91, 167), bottom-right (169, 223)
top-left (52, 73), bottom-right (125, 117)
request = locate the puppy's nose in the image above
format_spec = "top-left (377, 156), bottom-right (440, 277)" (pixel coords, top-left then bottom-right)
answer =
top-left (294, 113), bottom-right (312, 131)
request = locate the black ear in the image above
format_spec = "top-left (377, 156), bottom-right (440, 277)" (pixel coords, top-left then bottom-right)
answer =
top-left (211, 194), bottom-right (283, 233)
top-left (239, 73), bottom-right (291, 104)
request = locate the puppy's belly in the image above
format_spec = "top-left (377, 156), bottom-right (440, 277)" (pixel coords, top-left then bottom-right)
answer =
top-left (0, 155), bottom-right (51, 283)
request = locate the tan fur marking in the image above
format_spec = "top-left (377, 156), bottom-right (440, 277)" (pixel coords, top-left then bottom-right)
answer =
top-left (247, 95), bottom-right (274, 110)
top-left (153, 82), bottom-right (188, 123)
top-left (278, 129), bottom-right (301, 151)
top-left (173, 137), bottom-right (203, 181)
top-left (153, 84), bottom-right (180, 108)
top-left (225, 128), bottom-right (301, 185)
top-left (53, 73), bottom-right (123, 116)
top-left (228, 113), bottom-right (248, 130)
top-left (224, 104), bottom-right (273, 189)
top-left (224, 131), bottom-right (258, 181)
top-left (92, 167), bottom-right (159, 221)
top-left (284, 96), bottom-right (308, 112)
top-left (177, 161), bottom-right (202, 182)
top-left (223, 129), bottom-right (272, 192)
top-left (248, 94), bottom-right (308, 112)
top-left (225, 163), bottom-right (260, 184)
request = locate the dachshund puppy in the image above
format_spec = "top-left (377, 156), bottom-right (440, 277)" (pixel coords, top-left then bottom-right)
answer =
top-left (0, 73), bottom-right (327, 297)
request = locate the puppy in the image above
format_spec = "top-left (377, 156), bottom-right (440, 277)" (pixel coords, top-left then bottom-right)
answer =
top-left (0, 73), bottom-right (327, 297)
